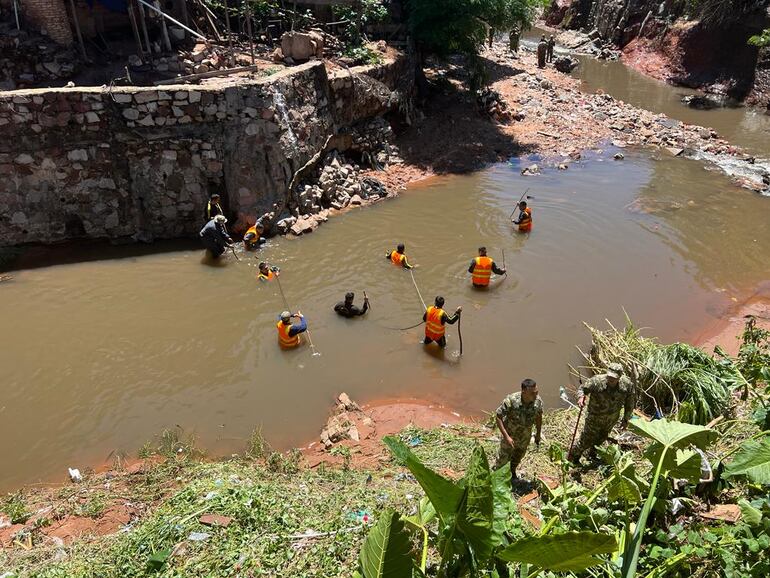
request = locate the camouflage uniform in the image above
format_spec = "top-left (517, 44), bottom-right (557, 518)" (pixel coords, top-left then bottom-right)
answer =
top-left (494, 392), bottom-right (543, 474)
top-left (571, 369), bottom-right (635, 461)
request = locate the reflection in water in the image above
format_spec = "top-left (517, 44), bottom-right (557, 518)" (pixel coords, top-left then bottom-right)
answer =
top-left (1, 150), bottom-right (768, 491)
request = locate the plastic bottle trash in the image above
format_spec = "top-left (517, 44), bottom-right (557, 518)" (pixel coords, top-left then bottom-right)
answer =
top-left (407, 436), bottom-right (422, 447)
top-left (68, 468), bottom-right (82, 483)
top-left (347, 510), bottom-right (373, 525)
top-left (188, 532), bottom-right (210, 542)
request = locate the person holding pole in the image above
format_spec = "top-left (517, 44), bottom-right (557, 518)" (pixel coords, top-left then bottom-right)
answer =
top-left (334, 292), bottom-right (369, 318)
top-left (512, 200), bottom-right (532, 232)
top-left (568, 363), bottom-right (635, 465)
top-left (422, 296), bottom-right (461, 349)
top-left (276, 310), bottom-right (307, 349)
top-left (468, 246), bottom-right (506, 288)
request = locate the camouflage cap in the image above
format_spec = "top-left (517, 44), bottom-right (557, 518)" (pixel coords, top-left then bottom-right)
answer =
top-left (607, 363), bottom-right (624, 379)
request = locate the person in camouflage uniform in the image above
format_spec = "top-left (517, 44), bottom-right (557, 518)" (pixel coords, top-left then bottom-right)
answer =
top-left (494, 379), bottom-right (543, 484)
top-left (568, 363), bottom-right (635, 464)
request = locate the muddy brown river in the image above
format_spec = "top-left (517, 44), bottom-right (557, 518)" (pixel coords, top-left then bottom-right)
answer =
top-left (2, 146), bottom-right (769, 491)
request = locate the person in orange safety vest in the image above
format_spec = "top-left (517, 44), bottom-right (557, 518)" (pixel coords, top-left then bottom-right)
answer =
top-left (258, 261), bottom-right (279, 282)
top-left (468, 246), bottom-right (506, 288)
top-left (277, 310), bottom-right (307, 348)
top-left (512, 201), bottom-right (532, 232)
top-left (385, 243), bottom-right (413, 269)
top-left (423, 296), bottom-right (461, 349)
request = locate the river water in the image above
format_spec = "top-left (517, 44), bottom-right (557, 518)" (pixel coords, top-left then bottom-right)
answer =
top-left (2, 146), bottom-right (769, 490)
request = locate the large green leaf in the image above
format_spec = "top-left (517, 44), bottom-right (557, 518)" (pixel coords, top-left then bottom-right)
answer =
top-left (628, 419), bottom-right (717, 450)
top-left (491, 462), bottom-right (514, 543)
top-left (607, 475), bottom-right (642, 503)
top-left (498, 531), bottom-right (618, 571)
top-left (457, 446), bottom-right (496, 562)
top-left (724, 438), bottom-right (770, 485)
top-left (384, 436), bottom-right (464, 521)
top-left (739, 499), bottom-right (763, 526)
top-left (643, 447), bottom-right (704, 482)
top-left (359, 510), bottom-right (420, 578)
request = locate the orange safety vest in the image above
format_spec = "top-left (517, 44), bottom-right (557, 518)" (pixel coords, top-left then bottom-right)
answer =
top-left (258, 270), bottom-right (275, 281)
top-left (518, 208), bottom-right (532, 232)
top-left (390, 250), bottom-right (405, 266)
top-left (277, 320), bottom-right (300, 348)
top-left (425, 306), bottom-right (446, 340)
top-left (472, 256), bottom-right (493, 286)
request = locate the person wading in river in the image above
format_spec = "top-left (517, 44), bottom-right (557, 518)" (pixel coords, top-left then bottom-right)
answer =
top-left (494, 378), bottom-right (543, 486)
top-left (277, 310), bottom-right (307, 349)
top-left (257, 262), bottom-right (279, 282)
top-left (568, 363), bottom-right (635, 465)
top-left (199, 215), bottom-right (233, 258)
top-left (243, 216), bottom-right (268, 251)
top-left (537, 35), bottom-right (547, 68)
top-left (468, 246), bottom-right (506, 288)
top-left (512, 201), bottom-right (532, 232)
top-left (423, 296), bottom-right (461, 349)
top-left (386, 243), bottom-right (414, 269)
top-left (547, 35), bottom-right (556, 63)
top-left (206, 193), bottom-right (224, 222)
top-left (334, 292), bottom-right (369, 318)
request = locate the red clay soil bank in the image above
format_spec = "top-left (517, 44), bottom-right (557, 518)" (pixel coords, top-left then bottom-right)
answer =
top-left (302, 394), bottom-right (469, 470)
top-left (695, 282), bottom-right (770, 356)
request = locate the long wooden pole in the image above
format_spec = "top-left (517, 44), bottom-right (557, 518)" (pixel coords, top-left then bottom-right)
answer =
top-left (154, 0), bottom-right (172, 52)
top-left (246, 1), bottom-right (255, 65)
top-left (68, 0), bottom-right (88, 60)
top-left (137, 0), bottom-right (152, 54)
top-left (128, 2), bottom-right (145, 58)
top-left (223, 0), bottom-right (233, 54)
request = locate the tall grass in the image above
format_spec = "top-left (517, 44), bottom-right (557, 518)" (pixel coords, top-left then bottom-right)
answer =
top-left (578, 319), bottom-right (739, 424)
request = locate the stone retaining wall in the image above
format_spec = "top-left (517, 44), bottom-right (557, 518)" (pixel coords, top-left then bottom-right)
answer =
top-left (0, 53), bottom-right (413, 247)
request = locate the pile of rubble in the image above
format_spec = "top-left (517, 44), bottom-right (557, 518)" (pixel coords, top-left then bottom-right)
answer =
top-left (348, 117), bottom-right (402, 169)
top-left (275, 150), bottom-right (390, 236)
top-left (554, 55), bottom-right (579, 74)
top-left (477, 87), bottom-right (516, 122)
top-left (0, 23), bottom-right (79, 89)
top-left (318, 393), bottom-right (374, 449)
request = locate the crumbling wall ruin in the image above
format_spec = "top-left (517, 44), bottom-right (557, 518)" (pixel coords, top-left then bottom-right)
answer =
top-left (0, 53), bottom-right (413, 247)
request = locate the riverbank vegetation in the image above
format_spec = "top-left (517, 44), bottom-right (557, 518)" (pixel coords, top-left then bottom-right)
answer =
top-left (1, 317), bottom-right (768, 577)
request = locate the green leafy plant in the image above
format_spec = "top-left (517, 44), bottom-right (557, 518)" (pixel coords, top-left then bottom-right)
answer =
top-left (354, 510), bottom-right (425, 577)
top-left (725, 437), bottom-right (770, 485)
top-left (344, 45), bottom-right (384, 65)
top-left (622, 419), bottom-right (719, 577)
top-left (366, 436), bottom-right (616, 577)
top-left (1, 491), bottom-right (31, 524)
top-left (749, 29), bottom-right (770, 47)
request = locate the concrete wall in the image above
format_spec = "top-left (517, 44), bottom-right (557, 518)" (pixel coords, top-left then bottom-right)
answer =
top-left (0, 54), bottom-right (413, 247)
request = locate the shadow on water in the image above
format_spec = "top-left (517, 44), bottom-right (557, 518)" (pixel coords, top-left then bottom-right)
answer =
top-left (0, 237), bottom-right (203, 273)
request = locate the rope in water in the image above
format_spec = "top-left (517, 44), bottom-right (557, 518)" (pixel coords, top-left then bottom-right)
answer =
top-left (410, 269), bottom-right (428, 311)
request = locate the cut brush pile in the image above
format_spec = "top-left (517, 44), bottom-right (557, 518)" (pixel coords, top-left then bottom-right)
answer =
top-left (577, 319), bottom-right (745, 425)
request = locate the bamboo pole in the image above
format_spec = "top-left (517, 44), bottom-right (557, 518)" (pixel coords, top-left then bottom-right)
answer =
top-left (246, 1), bottom-right (255, 65)
top-left (154, 0), bottom-right (172, 51)
top-left (68, 0), bottom-right (88, 60)
top-left (137, 0), bottom-right (152, 54)
top-left (136, 0), bottom-right (208, 42)
top-left (128, 1), bottom-right (145, 58)
top-left (222, 0), bottom-right (232, 53)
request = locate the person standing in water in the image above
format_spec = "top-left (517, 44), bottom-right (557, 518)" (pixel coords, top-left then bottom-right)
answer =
top-left (512, 201), bottom-right (532, 232)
